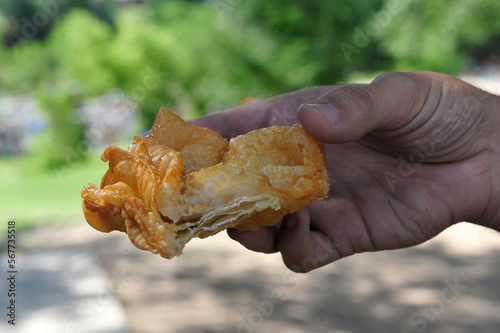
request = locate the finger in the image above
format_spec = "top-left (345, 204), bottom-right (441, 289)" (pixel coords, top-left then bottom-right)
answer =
top-left (190, 85), bottom-right (337, 139)
top-left (227, 225), bottom-right (279, 254)
top-left (297, 72), bottom-right (434, 144)
top-left (188, 102), bottom-right (269, 139)
top-left (277, 209), bottom-right (339, 273)
top-left (308, 199), bottom-right (377, 253)
top-left (277, 211), bottom-right (310, 271)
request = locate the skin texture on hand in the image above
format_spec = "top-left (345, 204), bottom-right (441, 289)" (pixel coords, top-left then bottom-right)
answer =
top-left (191, 72), bottom-right (500, 272)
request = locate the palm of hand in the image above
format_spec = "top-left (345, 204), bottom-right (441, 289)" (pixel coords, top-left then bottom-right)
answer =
top-left (308, 139), bottom-right (490, 265)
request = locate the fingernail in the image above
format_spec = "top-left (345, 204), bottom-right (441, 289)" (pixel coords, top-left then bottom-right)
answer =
top-left (300, 103), bottom-right (340, 128)
top-left (285, 214), bottom-right (297, 229)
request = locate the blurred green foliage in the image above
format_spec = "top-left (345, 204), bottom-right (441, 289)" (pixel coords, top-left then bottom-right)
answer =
top-left (0, 0), bottom-right (500, 169)
top-left (0, 0), bottom-right (115, 45)
top-left (380, 0), bottom-right (500, 72)
top-left (237, 0), bottom-right (389, 84)
top-left (36, 82), bottom-right (87, 169)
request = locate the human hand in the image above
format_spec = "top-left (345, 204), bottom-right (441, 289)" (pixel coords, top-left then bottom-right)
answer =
top-left (191, 72), bottom-right (500, 272)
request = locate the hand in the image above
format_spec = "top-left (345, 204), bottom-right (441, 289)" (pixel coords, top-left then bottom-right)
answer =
top-left (191, 72), bottom-right (500, 272)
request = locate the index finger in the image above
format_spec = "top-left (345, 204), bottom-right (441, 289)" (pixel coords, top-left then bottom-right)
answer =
top-left (189, 85), bottom-right (337, 139)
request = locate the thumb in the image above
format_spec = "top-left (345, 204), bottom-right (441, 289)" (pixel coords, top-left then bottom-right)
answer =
top-left (297, 72), bottom-right (431, 144)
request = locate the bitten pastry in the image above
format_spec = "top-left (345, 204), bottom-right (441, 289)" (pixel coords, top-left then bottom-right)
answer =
top-left (82, 108), bottom-right (329, 259)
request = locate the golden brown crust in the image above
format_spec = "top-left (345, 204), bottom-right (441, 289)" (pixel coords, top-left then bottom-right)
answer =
top-left (82, 108), bottom-right (329, 259)
top-left (148, 107), bottom-right (229, 174)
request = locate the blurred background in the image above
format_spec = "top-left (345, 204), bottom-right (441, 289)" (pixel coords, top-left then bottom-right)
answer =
top-left (0, 0), bottom-right (500, 332)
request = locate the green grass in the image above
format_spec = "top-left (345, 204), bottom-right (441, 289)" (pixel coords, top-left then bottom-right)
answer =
top-left (0, 148), bottom-right (111, 233)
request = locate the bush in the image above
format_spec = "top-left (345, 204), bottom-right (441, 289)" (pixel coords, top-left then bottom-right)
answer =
top-left (380, 0), bottom-right (500, 74)
top-left (35, 82), bottom-right (86, 169)
top-left (0, 0), bottom-right (115, 46)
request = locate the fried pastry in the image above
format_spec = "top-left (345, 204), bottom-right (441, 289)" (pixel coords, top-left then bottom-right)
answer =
top-left (82, 108), bottom-right (329, 259)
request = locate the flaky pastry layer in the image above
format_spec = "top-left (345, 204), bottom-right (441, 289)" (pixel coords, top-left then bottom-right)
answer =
top-left (82, 108), bottom-right (329, 258)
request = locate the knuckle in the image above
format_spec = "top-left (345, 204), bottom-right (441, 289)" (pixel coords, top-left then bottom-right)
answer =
top-left (326, 85), bottom-right (375, 123)
top-left (371, 71), bottom-right (422, 91)
top-left (283, 257), bottom-right (312, 273)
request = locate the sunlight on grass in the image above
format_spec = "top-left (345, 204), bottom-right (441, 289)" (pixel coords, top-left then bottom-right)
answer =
top-left (0, 149), bottom-right (110, 232)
